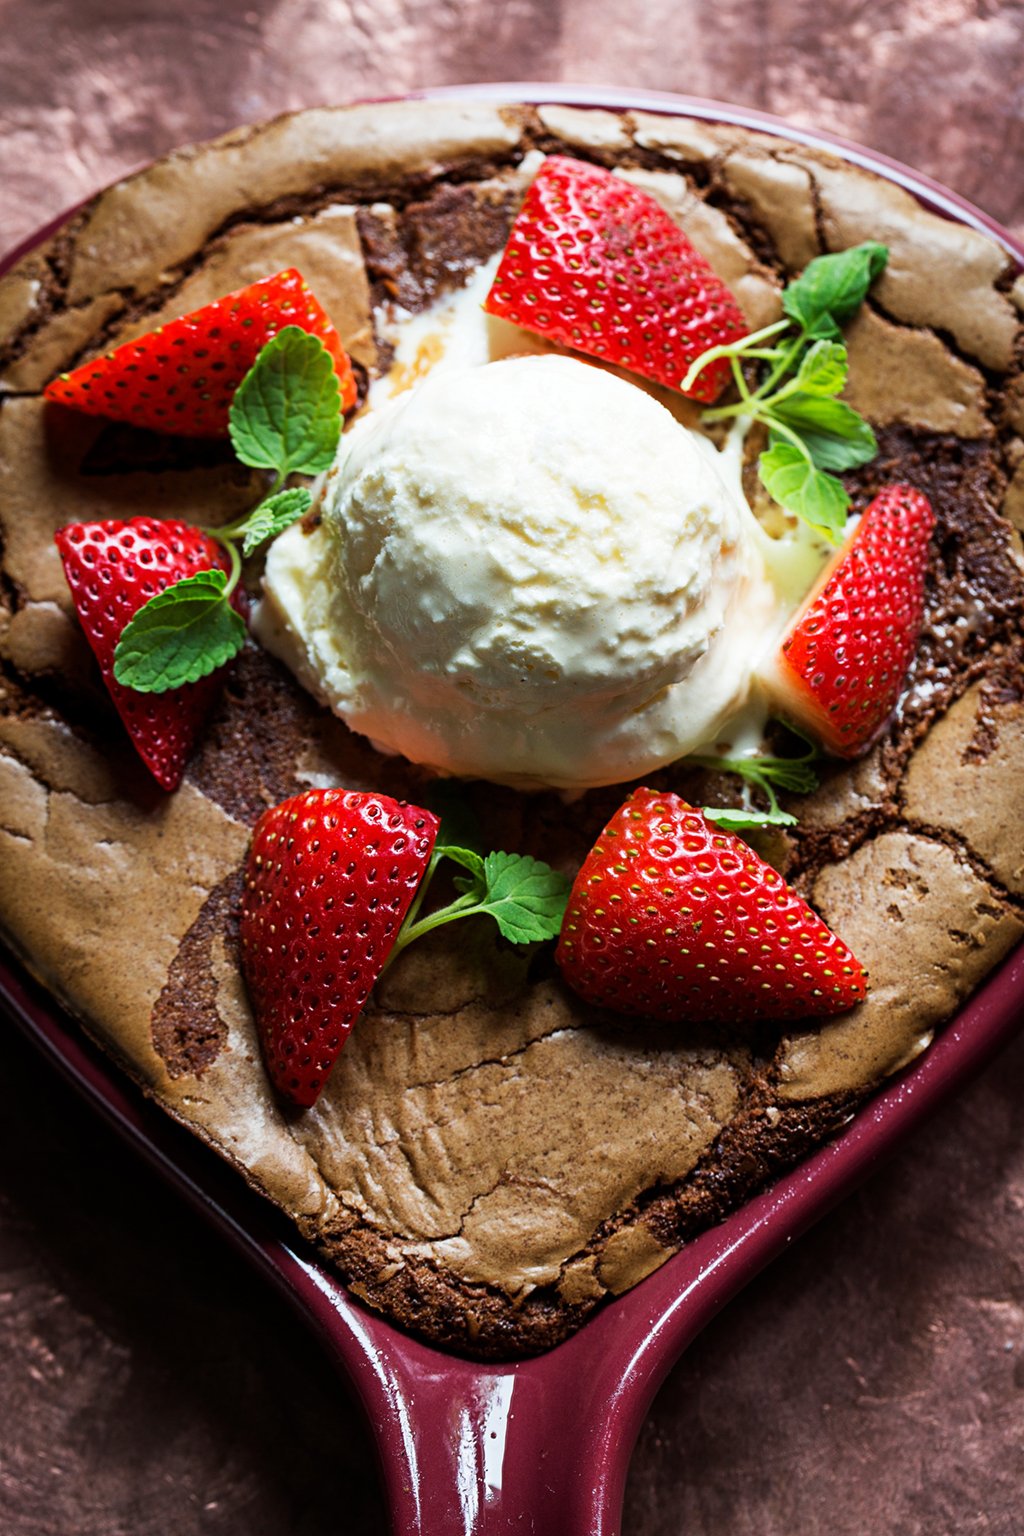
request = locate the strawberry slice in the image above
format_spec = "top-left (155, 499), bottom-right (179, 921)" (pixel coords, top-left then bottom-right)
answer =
top-left (239, 789), bottom-right (439, 1106)
top-left (484, 155), bottom-right (749, 403)
top-left (767, 484), bottom-right (935, 757)
top-left (556, 788), bottom-right (866, 1022)
top-left (55, 518), bottom-right (235, 791)
top-left (44, 269), bottom-right (357, 436)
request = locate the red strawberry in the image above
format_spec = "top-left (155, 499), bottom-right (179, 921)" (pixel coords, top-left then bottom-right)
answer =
top-left (44, 268), bottom-right (357, 436)
top-left (767, 485), bottom-right (935, 758)
top-left (55, 518), bottom-right (235, 791)
top-left (483, 156), bottom-right (749, 403)
top-left (239, 789), bottom-right (439, 1107)
top-left (556, 788), bottom-right (866, 1022)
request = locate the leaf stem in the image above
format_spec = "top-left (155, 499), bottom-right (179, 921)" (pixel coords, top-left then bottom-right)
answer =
top-left (203, 469), bottom-right (290, 544)
top-left (730, 356), bottom-right (753, 405)
top-left (385, 891), bottom-right (482, 965)
top-left (396, 847), bottom-right (442, 937)
top-left (749, 329), bottom-right (808, 402)
top-left (222, 537), bottom-right (242, 600)
top-left (680, 317), bottom-right (790, 392)
top-left (762, 415), bottom-right (812, 461)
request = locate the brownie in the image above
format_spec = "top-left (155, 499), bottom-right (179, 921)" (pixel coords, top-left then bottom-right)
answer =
top-left (1, 100), bottom-right (1022, 1359)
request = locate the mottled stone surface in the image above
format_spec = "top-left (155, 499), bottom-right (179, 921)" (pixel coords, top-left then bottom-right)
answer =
top-left (2, 1), bottom-right (1023, 253)
top-left (1, 2), bottom-right (1024, 1532)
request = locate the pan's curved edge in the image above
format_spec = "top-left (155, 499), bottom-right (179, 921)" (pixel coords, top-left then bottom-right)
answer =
top-left (2, 86), bottom-right (1023, 1536)
top-left (6, 937), bottom-right (1022, 1534)
top-left (413, 82), bottom-right (1024, 259)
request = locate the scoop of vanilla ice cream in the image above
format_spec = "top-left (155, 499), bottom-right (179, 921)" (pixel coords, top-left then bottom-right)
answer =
top-left (255, 354), bottom-right (774, 789)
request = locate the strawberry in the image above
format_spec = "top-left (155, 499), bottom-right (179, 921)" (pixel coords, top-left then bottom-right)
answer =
top-left (55, 518), bottom-right (236, 791)
top-left (239, 789), bottom-right (439, 1107)
top-left (768, 484), bottom-right (935, 757)
top-left (556, 788), bottom-right (866, 1022)
top-left (44, 268), bottom-right (357, 436)
top-left (483, 156), bottom-right (749, 403)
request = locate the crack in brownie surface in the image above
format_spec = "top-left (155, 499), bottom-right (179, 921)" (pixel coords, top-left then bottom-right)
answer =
top-left (1, 101), bottom-right (1022, 1357)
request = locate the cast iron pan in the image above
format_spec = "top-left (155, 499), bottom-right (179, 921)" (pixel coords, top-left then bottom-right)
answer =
top-left (2, 85), bottom-right (1023, 1535)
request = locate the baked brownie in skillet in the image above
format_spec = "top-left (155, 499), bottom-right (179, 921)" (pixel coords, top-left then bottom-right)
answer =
top-left (0, 100), bottom-right (1022, 1358)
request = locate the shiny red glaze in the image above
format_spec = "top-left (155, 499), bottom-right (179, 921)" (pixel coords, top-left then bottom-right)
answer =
top-left (5, 87), bottom-right (1024, 1536)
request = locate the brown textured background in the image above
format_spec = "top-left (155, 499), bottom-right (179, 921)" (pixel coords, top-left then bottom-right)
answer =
top-left (1, 3), bottom-right (1024, 1531)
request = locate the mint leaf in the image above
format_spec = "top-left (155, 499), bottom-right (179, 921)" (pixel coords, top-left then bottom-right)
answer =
top-left (770, 396), bottom-right (877, 471)
top-left (782, 242), bottom-right (888, 339)
top-left (240, 487), bottom-right (312, 557)
top-left (754, 757), bottom-right (820, 795)
top-left (113, 569), bottom-right (246, 692)
top-left (694, 742), bottom-right (820, 833)
top-left (758, 441), bottom-right (850, 538)
top-left (704, 804), bottom-right (797, 831)
top-left (692, 750), bottom-right (820, 797)
top-left (473, 852), bottom-right (571, 944)
top-left (384, 844), bottom-right (570, 965)
top-left (794, 340), bottom-right (847, 396)
top-left (444, 845), bottom-right (486, 884)
top-left (695, 246), bottom-right (888, 538)
top-left (229, 327), bottom-right (342, 477)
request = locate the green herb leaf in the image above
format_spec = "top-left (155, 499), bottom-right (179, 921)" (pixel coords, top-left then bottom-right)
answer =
top-left (782, 242), bottom-right (888, 339)
top-left (471, 852), bottom-right (572, 944)
top-left (704, 804), bottom-right (798, 831)
top-left (444, 845), bottom-right (486, 884)
top-left (384, 844), bottom-right (570, 965)
top-left (754, 757), bottom-right (820, 795)
top-left (695, 750), bottom-right (821, 795)
top-left (794, 340), bottom-right (848, 396)
top-left (758, 441), bottom-right (850, 539)
top-left (240, 487), bottom-right (312, 557)
top-left (770, 396), bottom-right (878, 471)
top-left (113, 569), bottom-right (246, 693)
top-left (229, 327), bottom-right (342, 478)
top-left (695, 246), bottom-right (888, 538)
top-left (693, 741), bottom-right (821, 833)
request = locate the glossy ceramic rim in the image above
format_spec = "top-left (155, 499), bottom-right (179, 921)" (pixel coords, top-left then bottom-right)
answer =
top-left (2, 84), bottom-right (1023, 1535)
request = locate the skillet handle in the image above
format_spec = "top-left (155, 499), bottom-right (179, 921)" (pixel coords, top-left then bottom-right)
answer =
top-left (297, 1270), bottom-right (680, 1536)
top-left (339, 1345), bottom-right (648, 1536)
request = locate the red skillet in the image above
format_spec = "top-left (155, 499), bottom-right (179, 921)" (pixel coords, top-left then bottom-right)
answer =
top-left (3, 86), bottom-right (1023, 1535)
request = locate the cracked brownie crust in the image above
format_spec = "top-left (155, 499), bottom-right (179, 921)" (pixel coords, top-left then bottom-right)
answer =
top-left (1, 100), bottom-right (1022, 1358)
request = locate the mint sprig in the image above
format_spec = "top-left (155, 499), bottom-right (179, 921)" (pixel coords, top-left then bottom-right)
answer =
top-left (682, 242), bottom-right (888, 541)
top-left (385, 794), bottom-right (571, 964)
top-left (113, 569), bottom-right (247, 691)
top-left (229, 327), bottom-right (342, 477)
top-left (240, 487), bottom-right (313, 557)
top-left (113, 328), bottom-right (342, 694)
top-left (758, 443), bottom-right (850, 536)
top-left (782, 242), bottom-right (888, 338)
top-left (693, 735), bottom-right (821, 832)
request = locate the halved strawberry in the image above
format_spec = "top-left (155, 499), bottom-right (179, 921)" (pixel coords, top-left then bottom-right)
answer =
top-left (483, 156), bottom-right (749, 403)
top-left (239, 789), bottom-right (439, 1106)
top-left (766, 484), bottom-right (935, 757)
top-left (44, 269), bottom-right (357, 436)
top-left (556, 788), bottom-right (866, 1022)
top-left (55, 518), bottom-right (235, 790)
